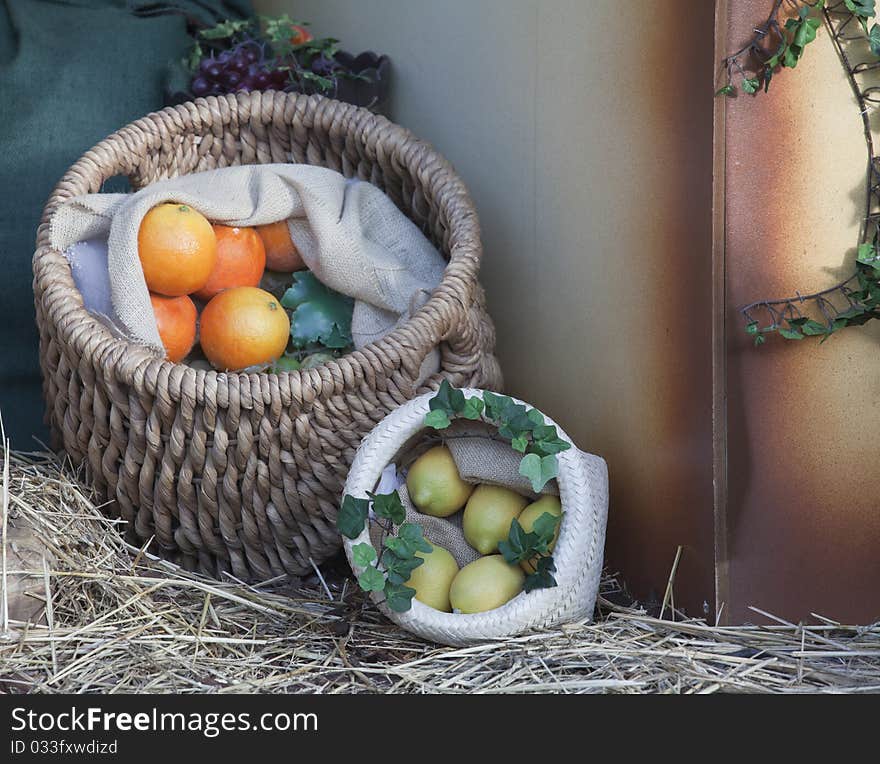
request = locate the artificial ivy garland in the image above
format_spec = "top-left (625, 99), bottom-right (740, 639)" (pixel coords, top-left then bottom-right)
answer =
top-left (719, 0), bottom-right (880, 344)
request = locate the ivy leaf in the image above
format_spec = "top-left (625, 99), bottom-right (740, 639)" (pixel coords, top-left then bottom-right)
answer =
top-left (383, 537), bottom-right (410, 558)
top-left (337, 495), bottom-right (370, 539)
top-left (532, 423), bottom-right (556, 440)
top-left (482, 391), bottom-right (515, 421)
top-left (498, 519), bottom-right (539, 565)
top-left (281, 271), bottom-right (354, 350)
top-left (532, 512), bottom-right (562, 550)
top-left (351, 542), bottom-right (377, 567)
top-left (869, 23), bottom-right (880, 56)
top-left (358, 565), bottom-right (386, 592)
top-left (801, 319), bottom-right (829, 336)
top-left (398, 523), bottom-right (434, 554)
top-left (429, 379), bottom-right (466, 415)
top-left (526, 408), bottom-right (545, 426)
top-left (519, 453), bottom-right (559, 492)
top-left (461, 397), bottom-right (485, 420)
top-left (794, 17), bottom-right (821, 49)
top-left (524, 556), bottom-right (558, 593)
top-left (845, 0), bottom-right (875, 19)
top-left (529, 431), bottom-right (571, 458)
top-left (499, 515), bottom-right (559, 572)
top-left (715, 84), bottom-right (736, 97)
top-left (779, 327), bottom-right (804, 340)
top-left (424, 409), bottom-right (452, 430)
top-left (497, 404), bottom-right (533, 439)
top-left (782, 44), bottom-right (801, 68)
top-left (381, 550), bottom-right (423, 585)
top-left (741, 77), bottom-right (760, 94)
top-left (368, 491), bottom-right (406, 525)
top-left (857, 242), bottom-right (880, 266)
top-left (511, 434), bottom-right (529, 453)
top-left (528, 440), bottom-right (566, 458)
top-left (384, 582), bottom-right (417, 612)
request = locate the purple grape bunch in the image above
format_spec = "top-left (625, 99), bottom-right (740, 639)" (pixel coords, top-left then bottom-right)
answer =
top-left (190, 40), bottom-right (290, 97)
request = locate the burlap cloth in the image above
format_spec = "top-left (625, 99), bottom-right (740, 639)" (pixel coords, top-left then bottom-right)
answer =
top-left (371, 421), bottom-right (559, 567)
top-left (50, 164), bottom-right (447, 358)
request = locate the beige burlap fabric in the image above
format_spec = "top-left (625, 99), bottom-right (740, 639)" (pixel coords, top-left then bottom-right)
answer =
top-left (49, 164), bottom-right (446, 356)
top-left (443, 420), bottom-right (559, 499)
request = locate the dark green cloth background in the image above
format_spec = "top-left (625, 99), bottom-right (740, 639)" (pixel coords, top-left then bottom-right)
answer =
top-left (0, 0), bottom-right (250, 447)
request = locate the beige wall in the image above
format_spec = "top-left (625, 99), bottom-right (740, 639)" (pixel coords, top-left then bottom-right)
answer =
top-left (257, 0), bottom-right (718, 611)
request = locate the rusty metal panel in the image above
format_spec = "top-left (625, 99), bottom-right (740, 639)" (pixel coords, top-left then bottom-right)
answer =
top-left (720, 0), bottom-right (880, 624)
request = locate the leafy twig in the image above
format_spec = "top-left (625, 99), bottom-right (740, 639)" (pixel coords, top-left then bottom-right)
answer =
top-left (717, 0), bottom-right (825, 97)
top-left (337, 491), bottom-right (425, 613)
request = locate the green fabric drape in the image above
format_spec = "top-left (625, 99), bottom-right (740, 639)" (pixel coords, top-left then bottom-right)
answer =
top-left (0, 0), bottom-right (250, 446)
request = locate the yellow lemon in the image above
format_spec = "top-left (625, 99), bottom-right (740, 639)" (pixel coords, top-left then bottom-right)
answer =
top-left (406, 445), bottom-right (474, 517)
top-left (462, 484), bottom-right (528, 555)
top-left (405, 542), bottom-right (459, 612)
top-left (449, 555), bottom-right (525, 614)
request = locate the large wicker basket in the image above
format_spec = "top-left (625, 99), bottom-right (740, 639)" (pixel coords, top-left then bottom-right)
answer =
top-left (32, 91), bottom-right (502, 582)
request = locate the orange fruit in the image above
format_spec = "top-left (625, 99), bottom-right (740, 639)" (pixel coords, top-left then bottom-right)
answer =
top-left (150, 292), bottom-right (197, 363)
top-left (138, 203), bottom-right (217, 296)
top-left (199, 286), bottom-right (290, 371)
top-left (193, 225), bottom-right (266, 301)
top-left (256, 220), bottom-right (305, 272)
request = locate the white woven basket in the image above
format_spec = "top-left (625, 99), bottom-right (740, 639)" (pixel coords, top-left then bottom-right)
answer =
top-left (342, 388), bottom-right (609, 646)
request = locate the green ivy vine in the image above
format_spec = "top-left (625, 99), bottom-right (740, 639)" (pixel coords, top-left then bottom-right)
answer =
top-left (719, 0), bottom-right (880, 344)
top-left (424, 381), bottom-right (571, 493)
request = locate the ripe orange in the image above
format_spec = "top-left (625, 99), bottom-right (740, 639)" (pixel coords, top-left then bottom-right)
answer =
top-left (150, 292), bottom-right (197, 363)
top-left (138, 203), bottom-right (217, 296)
top-left (193, 225), bottom-right (266, 300)
top-left (199, 286), bottom-right (290, 371)
top-left (256, 220), bottom-right (305, 272)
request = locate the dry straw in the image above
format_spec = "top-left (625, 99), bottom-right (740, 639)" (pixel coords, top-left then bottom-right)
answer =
top-left (1, 441), bottom-right (879, 694)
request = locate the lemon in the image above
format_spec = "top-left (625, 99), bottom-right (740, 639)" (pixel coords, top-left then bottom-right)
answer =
top-left (405, 542), bottom-right (459, 612)
top-left (449, 555), bottom-right (525, 614)
top-left (406, 445), bottom-right (473, 517)
top-left (462, 484), bottom-right (528, 555)
top-left (518, 495), bottom-right (563, 572)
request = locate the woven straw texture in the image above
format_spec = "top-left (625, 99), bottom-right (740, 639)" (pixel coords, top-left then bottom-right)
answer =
top-left (343, 389), bottom-right (609, 646)
top-left (32, 91), bottom-right (502, 582)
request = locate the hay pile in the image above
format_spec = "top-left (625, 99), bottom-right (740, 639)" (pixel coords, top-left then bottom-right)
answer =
top-left (2, 441), bottom-right (879, 694)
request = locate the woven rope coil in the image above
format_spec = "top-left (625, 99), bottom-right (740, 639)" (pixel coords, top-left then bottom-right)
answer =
top-left (342, 389), bottom-right (609, 646)
top-left (32, 91), bottom-right (502, 582)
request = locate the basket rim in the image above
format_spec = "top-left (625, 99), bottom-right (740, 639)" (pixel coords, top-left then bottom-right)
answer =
top-left (33, 90), bottom-right (484, 399)
top-left (342, 388), bottom-right (608, 643)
